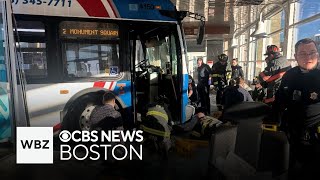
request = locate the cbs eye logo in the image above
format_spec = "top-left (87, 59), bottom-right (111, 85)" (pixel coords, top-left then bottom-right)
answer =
top-left (59, 130), bottom-right (71, 142)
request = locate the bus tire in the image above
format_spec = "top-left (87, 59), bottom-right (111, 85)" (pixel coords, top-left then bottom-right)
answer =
top-left (61, 92), bottom-right (102, 132)
top-left (61, 91), bottom-right (122, 132)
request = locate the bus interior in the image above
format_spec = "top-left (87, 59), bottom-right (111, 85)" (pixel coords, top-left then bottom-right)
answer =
top-left (129, 21), bottom-right (182, 124)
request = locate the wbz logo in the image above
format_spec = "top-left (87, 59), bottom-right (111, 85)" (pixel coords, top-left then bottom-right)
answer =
top-left (20, 139), bottom-right (50, 149)
top-left (17, 127), bottom-right (53, 164)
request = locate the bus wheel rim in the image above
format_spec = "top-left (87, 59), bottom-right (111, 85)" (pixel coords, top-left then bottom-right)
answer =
top-left (80, 105), bottom-right (96, 131)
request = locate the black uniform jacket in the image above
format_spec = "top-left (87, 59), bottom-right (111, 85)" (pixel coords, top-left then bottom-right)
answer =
top-left (211, 62), bottom-right (227, 88)
top-left (231, 65), bottom-right (244, 80)
top-left (197, 63), bottom-right (211, 86)
top-left (273, 65), bottom-right (320, 130)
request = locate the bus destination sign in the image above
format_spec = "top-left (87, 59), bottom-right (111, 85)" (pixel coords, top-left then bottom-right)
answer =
top-left (60, 21), bottom-right (119, 40)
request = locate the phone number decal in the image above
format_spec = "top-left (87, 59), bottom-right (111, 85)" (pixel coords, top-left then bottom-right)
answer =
top-left (12, 0), bottom-right (72, 7)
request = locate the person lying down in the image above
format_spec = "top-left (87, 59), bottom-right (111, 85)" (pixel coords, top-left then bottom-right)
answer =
top-left (174, 112), bottom-right (223, 139)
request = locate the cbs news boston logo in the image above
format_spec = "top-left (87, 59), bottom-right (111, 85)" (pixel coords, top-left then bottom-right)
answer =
top-left (17, 127), bottom-right (143, 164)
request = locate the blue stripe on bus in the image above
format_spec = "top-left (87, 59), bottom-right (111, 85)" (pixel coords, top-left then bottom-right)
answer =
top-left (113, 0), bottom-right (176, 21)
top-left (113, 81), bottom-right (131, 107)
top-left (182, 74), bottom-right (188, 123)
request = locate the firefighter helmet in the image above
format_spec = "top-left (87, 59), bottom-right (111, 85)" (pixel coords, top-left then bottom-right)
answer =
top-left (218, 54), bottom-right (228, 62)
top-left (264, 45), bottom-right (280, 56)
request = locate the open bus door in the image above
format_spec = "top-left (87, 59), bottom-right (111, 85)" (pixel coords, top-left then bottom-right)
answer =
top-left (130, 10), bottom-right (205, 125)
top-left (0, 0), bottom-right (29, 144)
top-left (129, 22), bottom-right (184, 124)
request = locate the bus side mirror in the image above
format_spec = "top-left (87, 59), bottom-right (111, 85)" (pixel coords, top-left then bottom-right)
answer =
top-left (197, 21), bottom-right (205, 45)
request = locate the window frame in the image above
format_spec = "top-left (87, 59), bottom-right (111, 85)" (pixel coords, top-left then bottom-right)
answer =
top-left (60, 38), bottom-right (123, 82)
top-left (15, 20), bottom-right (49, 83)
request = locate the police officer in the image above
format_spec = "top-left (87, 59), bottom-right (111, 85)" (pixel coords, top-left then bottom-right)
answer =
top-left (197, 58), bottom-right (211, 115)
top-left (231, 58), bottom-right (244, 80)
top-left (273, 38), bottom-right (320, 178)
top-left (258, 45), bottom-right (291, 105)
top-left (212, 54), bottom-right (229, 110)
top-left (251, 77), bottom-right (265, 102)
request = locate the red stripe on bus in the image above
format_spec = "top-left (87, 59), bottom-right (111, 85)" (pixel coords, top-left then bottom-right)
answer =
top-left (109, 81), bottom-right (114, 90)
top-left (93, 81), bottom-right (106, 88)
top-left (77, 0), bottom-right (109, 17)
top-left (107, 0), bottom-right (118, 17)
top-left (53, 123), bottom-right (61, 132)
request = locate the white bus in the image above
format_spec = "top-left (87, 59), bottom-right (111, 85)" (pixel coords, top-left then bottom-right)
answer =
top-left (5, 0), bottom-right (204, 133)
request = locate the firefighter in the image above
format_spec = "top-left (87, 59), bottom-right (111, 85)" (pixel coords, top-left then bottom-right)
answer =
top-left (212, 54), bottom-right (229, 111)
top-left (197, 57), bottom-right (211, 115)
top-left (272, 38), bottom-right (320, 178)
top-left (258, 45), bottom-right (291, 105)
top-left (141, 104), bottom-right (172, 158)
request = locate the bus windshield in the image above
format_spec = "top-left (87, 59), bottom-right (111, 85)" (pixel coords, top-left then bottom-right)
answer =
top-left (146, 35), bottom-right (178, 75)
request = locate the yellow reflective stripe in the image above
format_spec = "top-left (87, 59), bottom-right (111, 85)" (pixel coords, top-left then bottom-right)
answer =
top-left (261, 124), bottom-right (277, 132)
top-left (147, 111), bottom-right (168, 121)
top-left (140, 125), bottom-right (170, 138)
top-left (201, 118), bottom-right (211, 134)
top-left (212, 74), bottom-right (222, 77)
top-left (317, 126), bottom-right (320, 134)
top-left (213, 82), bottom-right (218, 85)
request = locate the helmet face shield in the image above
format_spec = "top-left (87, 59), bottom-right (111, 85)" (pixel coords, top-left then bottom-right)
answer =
top-left (218, 54), bottom-right (228, 62)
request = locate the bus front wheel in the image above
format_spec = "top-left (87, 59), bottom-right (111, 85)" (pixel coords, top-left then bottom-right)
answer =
top-left (61, 92), bottom-right (104, 132)
top-left (61, 92), bottom-right (122, 132)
